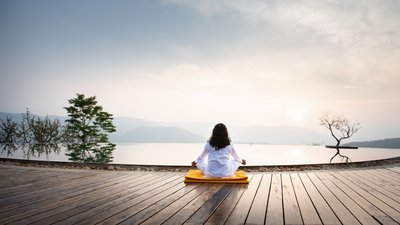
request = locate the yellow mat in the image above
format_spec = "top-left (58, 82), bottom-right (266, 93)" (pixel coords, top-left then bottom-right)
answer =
top-left (184, 169), bottom-right (249, 184)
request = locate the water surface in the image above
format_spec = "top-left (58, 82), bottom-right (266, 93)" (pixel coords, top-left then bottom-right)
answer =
top-left (1, 143), bottom-right (399, 166)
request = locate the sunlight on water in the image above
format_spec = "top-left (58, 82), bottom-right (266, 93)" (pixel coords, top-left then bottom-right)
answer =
top-left (1, 143), bottom-right (399, 166)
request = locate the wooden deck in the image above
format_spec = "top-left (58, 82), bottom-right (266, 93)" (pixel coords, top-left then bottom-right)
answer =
top-left (1, 164), bottom-right (399, 225)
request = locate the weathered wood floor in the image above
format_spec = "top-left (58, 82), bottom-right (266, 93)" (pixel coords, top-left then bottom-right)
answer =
top-left (0, 165), bottom-right (399, 225)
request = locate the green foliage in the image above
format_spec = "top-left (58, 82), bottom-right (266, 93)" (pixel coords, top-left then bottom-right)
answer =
top-left (64, 94), bottom-right (116, 163)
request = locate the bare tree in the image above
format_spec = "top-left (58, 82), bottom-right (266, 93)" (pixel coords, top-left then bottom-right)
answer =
top-left (18, 110), bottom-right (66, 158)
top-left (1, 110), bottom-right (66, 159)
top-left (320, 113), bottom-right (361, 163)
top-left (0, 117), bottom-right (19, 155)
top-left (330, 150), bottom-right (352, 163)
top-left (319, 113), bottom-right (361, 147)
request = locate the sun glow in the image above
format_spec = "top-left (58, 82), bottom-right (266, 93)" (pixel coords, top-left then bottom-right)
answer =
top-left (287, 109), bottom-right (306, 122)
top-left (291, 148), bottom-right (303, 158)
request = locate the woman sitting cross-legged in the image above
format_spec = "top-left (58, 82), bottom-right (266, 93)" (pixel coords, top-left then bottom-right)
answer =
top-left (192, 123), bottom-right (246, 178)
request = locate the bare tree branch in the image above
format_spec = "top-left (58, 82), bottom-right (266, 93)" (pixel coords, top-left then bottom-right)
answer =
top-left (320, 113), bottom-right (360, 146)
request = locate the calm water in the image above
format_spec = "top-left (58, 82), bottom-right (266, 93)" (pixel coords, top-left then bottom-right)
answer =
top-left (1, 143), bottom-right (400, 166)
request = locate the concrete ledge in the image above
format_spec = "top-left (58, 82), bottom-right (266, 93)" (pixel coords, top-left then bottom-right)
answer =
top-left (1, 156), bottom-right (400, 172)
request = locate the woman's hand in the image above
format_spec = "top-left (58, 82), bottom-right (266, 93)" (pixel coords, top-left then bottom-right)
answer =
top-left (191, 161), bottom-right (197, 167)
top-left (242, 159), bottom-right (247, 165)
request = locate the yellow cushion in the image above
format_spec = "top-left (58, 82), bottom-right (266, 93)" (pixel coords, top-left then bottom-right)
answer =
top-left (184, 169), bottom-right (249, 184)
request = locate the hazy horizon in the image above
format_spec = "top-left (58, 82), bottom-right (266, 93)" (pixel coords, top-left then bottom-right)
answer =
top-left (1, 0), bottom-right (400, 141)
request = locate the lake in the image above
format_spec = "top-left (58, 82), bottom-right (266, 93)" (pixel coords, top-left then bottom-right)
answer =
top-left (1, 143), bottom-right (400, 166)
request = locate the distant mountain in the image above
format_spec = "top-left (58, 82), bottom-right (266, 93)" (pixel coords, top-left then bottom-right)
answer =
top-left (0, 112), bottom-right (67, 122)
top-left (4, 111), bottom-right (399, 147)
top-left (345, 138), bottom-right (400, 149)
top-left (113, 117), bottom-right (162, 133)
top-left (0, 112), bottom-right (206, 143)
top-left (229, 125), bottom-right (327, 145)
top-left (1, 112), bottom-right (329, 144)
top-left (0, 112), bottom-right (25, 123)
top-left (110, 126), bottom-right (206, 143)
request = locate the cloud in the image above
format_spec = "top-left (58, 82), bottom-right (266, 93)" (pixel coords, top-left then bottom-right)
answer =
top-left (163, 0), bottom-right (400, 95)
top-left (165, 0), bottom-right (400, 48)
top-left (1, 0), bottom-right (399, 135)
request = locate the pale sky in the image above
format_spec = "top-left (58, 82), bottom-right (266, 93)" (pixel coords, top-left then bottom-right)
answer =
top-left (1, 0), bottom-right (400, 140)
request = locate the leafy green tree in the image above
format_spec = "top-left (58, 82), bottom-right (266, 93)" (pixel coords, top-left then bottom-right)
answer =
top-left (64, 94), bottom-right (116, 163)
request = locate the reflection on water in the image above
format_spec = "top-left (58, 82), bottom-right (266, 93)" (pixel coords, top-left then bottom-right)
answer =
top-left (329, 148), bottom-right (351, 163)
top-left (1, 143), bottom-right (399, 166)
top-left (1, 143), bottom-right (63, 160)
top-left (1, 143), bottom-right (18, 156)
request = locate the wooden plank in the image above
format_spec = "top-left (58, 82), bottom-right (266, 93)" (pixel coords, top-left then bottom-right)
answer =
top-left (307, 172), bottom-right (361, 224)
top-left (325, 172), bottom-right (399, 225)
top-left (0, 167), bottom-right (20, 174)
top-left (3, 173), bottom-right (140, 210)
top-left (331, 171), bottom-right (400, 222)
top-left (362, 170), bottom-right (400, 196)
top-left (0, 167), bottom-right (59, 177)
top-left (140, 184), bottom-right (213, 225)
top-left (0, 170), bottom-right (65, 188)
top-left (223, 174), bottom-right (262, 225)
top-left (0, 172), bottom-right (131, 216)
top-left (366, 168), bottom-right (400, 183)
top-left (362, 169), bottom-right (400, 192)
top-left (29, 174), bottom-right (179, 225)
top-left (0, 171), bottom-right (127, 207)
top-left (120, 183), bottom-right (205, 225)
top-left (290, 173), bottom-right (322, 225)
top-left (63, 176), bottom-right (199, 225)
top-left (1, 165), bottom-right (400, 225)
top-left (370, 168), bottom-right (400, 183)
top-left (0, 171), bottom-right (138, 215)
top-left (4, 173), bottom-right (173, 225)
top-left (0, 169), bottom-right (82, 187)
top-left (0, 170), bottom-right (91, 189)
top-left (161, 184), bottom-right (224, 225)
top-left (73, 174), bottom-right (184, 225)
top-left (97, 177), bottom-right (190, 225)
top-left (204, 177), bottom-right (252, 225)
top-left (183, 184), bottom-right (236, 225)
top-left (0, 170), bottom-right (98, 195)
top-left (315, 172), bottom-right (380, 225)
top-left (387, 167), bottom-right (400, 174)
top-left (0, 171), bottom-right (96, 196)
top-left (298, 173), bottom-right (341, 225)
top-left (282, 173), bottom-right (303, 225)
top-left (265, 173), bottom-right (283, 225)
top-left (245, 174), bottom-right (271, 225)
top-left (341, 171), bottom-right (400, 208)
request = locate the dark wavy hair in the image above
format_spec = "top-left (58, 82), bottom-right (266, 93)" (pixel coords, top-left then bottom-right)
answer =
top-left (208, 123), bottom-right (231, 150)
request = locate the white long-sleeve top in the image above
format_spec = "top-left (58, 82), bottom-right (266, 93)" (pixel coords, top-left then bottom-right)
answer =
top-left (196, 143), bottom-right (243, 178)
